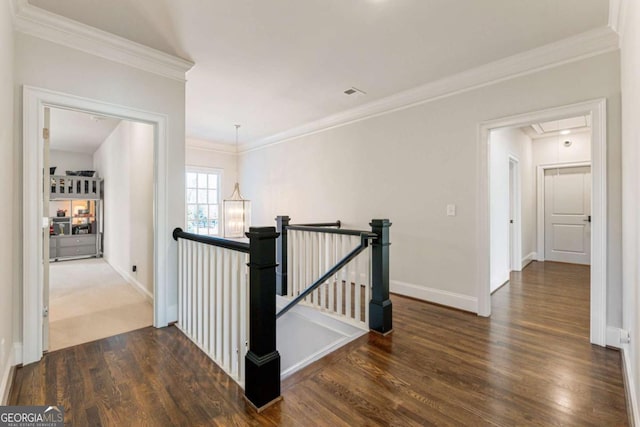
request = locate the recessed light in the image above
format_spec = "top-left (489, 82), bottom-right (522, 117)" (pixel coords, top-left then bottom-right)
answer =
top-left (560, 130), bottom-right (571, 135)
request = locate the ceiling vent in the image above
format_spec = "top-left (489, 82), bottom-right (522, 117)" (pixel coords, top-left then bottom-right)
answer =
top-left (344, 87), bottom-right (367, 96)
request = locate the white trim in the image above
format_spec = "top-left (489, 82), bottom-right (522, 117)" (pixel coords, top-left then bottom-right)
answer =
top-left (10, 0), bottom-right (193, 82)
top-left (528, 127), bottom-right (592, 140)
top-left (606, 326), bottom-right (622, 348)
top-left (609, 0), bottom-right (629, 42)
top-left (106, 258), bottom-right (154, 302)
top-left (477, 99), bottom-right (607, 347)
top-left (622, 346), bottom-right (639, 426)
top-left (508, 155), bottom-right (522, 273)
top-left (22, 86), bottom-right (171, 365)
top-left (521, 252), bottom-right (536, 269)
top-left (391, 280), bottom-right (478, 313)
top-left (0, 346), bottom-right (16, 405)
top-left (240, 27), bottom-right (618, 153)
top-left (186, 138), bottom-right (237, 155)
top-left (536, 161), bottom-right (591, 261)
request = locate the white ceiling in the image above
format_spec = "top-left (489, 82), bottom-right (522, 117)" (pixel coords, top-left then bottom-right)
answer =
top-left (29, 0), bottom-right (609, 144)
top-left (49, 108), bottom-right (121, 154)
top-left (521, 115), bottom-right (591, 139)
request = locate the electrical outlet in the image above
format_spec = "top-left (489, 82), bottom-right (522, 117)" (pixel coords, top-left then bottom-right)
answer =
top-left (132, 265), bottom-right (137, 273)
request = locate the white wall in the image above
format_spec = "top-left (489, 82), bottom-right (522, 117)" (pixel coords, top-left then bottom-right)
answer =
top-left (241, 51), bottom-right (621, 318)
top-left (13, 32), bottom-right (186, 353)
top-left (0, 0), bottom-right (14, 404)
top-left (185, 138), bottom-right (237, 212)
top-left (49, 149), bottom-right (94, 175)
top-left (94, 121), bottom-right (154, 297)
top-left (532, 131), bottom-right (591, 165)
top-left (620, 0), bottom-right (640, 419)
top-left (489, 127), bottom-right (534, 292)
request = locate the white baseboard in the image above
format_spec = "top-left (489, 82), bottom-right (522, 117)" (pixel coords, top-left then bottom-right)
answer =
top-left (621, 346), bottom-right (639, 426)
top-left (106, 259), bottom-right (153, 302)
top-left (390, 280), bottom-right (478, 313)
top-left (167, 304), bottom-right (178, 324)
top-left (521, 252), bottom-right (536, 268)
top-left (606, 326), bottom-right (622, 349)
top-left (0, 344), bottom-right (17, 405)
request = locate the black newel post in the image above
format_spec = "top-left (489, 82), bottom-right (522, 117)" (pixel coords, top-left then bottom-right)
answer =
top-left (369, 219), bottom-right (393, 334)
top-left (245, 226), bottom-right (282, 410)
top-left (275, 215), bottom-right (290, 296)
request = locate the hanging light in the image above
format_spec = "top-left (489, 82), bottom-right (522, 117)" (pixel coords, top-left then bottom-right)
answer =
top-left (223, 124), bottom-right (251, 238)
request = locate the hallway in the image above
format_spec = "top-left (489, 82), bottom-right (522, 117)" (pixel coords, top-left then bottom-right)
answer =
top-left (9, 262), bottom-right (627, 425)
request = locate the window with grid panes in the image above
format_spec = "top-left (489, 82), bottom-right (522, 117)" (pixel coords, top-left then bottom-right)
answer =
top-left (186, 169), bottom-right (220, 235)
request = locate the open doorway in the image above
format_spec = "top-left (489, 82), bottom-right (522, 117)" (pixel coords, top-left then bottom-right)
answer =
top-left (23, 86), bottom-right (172, 365)
top-left (43, 106), bottom-right (154, 351)
top-left (487, 107), bottom-right (599, 341)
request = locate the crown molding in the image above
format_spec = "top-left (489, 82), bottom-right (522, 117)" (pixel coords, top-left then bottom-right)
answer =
top-left (241, 26), bottom-right (619, 153)
top-left (609, 0), bottom-right (628, 45)
top-left (11, 0), bottom-right (194, 82)
top-left (186, 137), bottom-right (237, 155)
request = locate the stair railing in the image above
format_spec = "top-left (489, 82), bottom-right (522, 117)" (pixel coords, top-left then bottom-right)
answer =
top-left (173, 226), bottom-right (281, 411)
top-left (275, 216), bottom-right (393, 334)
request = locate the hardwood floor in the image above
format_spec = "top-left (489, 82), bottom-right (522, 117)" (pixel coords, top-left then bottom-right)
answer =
top-left (10, 261), bottom-right (628, 426)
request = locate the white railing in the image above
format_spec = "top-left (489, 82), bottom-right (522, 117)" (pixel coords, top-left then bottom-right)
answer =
top-left (286, 230), bottom-right (371, 329)
top-left (177, 238), bottom-right (249, 387)
top-left (50, 175), bottom-right (102, 199)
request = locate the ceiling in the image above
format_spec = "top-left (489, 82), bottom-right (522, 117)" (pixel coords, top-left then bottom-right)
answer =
top-left (49, 108), bottom-right (121, 154)
top-left (29, 0), bottom-right (610, 145)
top-left (521, 115), bottom-right (592, 139)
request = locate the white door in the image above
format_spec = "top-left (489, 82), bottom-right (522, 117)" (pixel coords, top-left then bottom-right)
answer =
top-left (544, 166), bottom-right (591, 265)
top-left (43, 107), bottom-right (51, 351)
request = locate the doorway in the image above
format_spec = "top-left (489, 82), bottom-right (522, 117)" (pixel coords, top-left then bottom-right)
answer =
top-left (22, 86), bottom-right (171, 365)
top-left (480, 99), bottom-right (606, 346)
top-left (44, 106), bottom-right (154, 351)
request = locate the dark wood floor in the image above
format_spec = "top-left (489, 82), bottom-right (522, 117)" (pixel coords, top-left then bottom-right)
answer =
top-left (10, 261), bottom-right (628, 426)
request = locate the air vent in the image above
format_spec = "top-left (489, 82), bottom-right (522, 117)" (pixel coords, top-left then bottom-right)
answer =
top-left (344, 87), bottom-right (367, 96)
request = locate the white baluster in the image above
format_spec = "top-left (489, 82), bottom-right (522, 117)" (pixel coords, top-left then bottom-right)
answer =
top-left (354, 244), bottom-right (362, 323)
top-left (207, 247), bottom-right (220, 359)
top-left (215, 247), bottom-right (223, 363)
top-left (328, 234), bottom-right (335, 313)
top-left (202, 245), bottom-right (210, 353)
top-left (196, 243), bottom-right (203, 345)
top-left (178, 239), bottom-right (183, 327)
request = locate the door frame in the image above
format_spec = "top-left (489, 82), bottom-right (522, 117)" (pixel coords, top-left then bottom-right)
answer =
top-left (508, 155), bottom-right (522, 272)
top-left (22, 86), bottom-right (171, 365)
top-left (536, 161), bottom-right (591, 261)
top-left (477, 98), bottom-right (607, 346)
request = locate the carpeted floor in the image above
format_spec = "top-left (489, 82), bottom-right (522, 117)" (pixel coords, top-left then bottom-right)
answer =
top-left (48, 258), bottom-right (153, 351)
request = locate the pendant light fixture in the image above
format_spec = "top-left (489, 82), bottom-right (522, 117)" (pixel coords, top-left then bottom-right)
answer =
top-left (223, 124), bottom-right (251, 238)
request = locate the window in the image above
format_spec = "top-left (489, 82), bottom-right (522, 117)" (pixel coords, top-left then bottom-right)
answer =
top-left (186, 169), bottom-right (221, 236)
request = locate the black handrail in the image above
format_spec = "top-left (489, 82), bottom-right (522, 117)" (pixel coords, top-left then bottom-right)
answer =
top-left (275, 232), bottom-right (376, 319)
top-left (290, 221), bottom-right (341, 228)
top-left (286, 225), bottom-right (374, 237)
top-left (172, 227), bottom-right (250, 253)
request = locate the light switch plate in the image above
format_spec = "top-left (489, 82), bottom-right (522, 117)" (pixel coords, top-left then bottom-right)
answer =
top-left (446, 204), bottom-right (456, 216)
